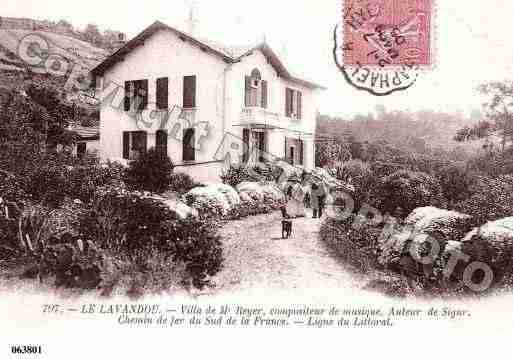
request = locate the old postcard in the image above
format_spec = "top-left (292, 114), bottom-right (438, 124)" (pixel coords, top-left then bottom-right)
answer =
top-left (0, 0), bottom-right (512, 357)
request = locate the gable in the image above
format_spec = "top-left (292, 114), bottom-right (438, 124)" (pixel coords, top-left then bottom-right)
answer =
top-left (91, 20), bottom-right (325, 90)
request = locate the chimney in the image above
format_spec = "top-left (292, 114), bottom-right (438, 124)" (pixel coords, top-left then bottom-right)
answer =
top-left (187, 1), bottom-right (199, 35)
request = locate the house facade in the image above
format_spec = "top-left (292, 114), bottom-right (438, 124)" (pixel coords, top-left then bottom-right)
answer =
top-left (91, 21), bottom-right (324, 183)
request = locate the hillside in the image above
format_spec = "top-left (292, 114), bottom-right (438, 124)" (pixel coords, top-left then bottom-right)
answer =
top-left (0, 29), bottom-right (109, 79)
top-left (317, 111), bottom-right (486, 155)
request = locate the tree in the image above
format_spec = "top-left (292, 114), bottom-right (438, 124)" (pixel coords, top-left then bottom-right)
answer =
top-left (315, 139), bottom-right (351, 168)
top-left (455, 81), bottom-right (513, 152)
top-left (26, 84), bottom-right (76, 150)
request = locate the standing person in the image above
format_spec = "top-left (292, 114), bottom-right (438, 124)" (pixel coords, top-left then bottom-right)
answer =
top-left (318, 181), bottom-right (327, 218)
top-left (311, 182), bottom-right (320, 218)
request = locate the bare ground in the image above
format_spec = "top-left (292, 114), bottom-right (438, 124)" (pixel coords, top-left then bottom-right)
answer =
top-left (211, 210), bottom-right (362, 294)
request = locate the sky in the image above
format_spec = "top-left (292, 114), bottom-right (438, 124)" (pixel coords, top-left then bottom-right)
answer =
top-left (4, 0), bottom-right (513, 118)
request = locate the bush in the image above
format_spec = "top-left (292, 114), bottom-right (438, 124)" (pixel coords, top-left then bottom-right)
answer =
top-left (166, 216), bottom-right (223, 288)
top-left (78, 187), bottom-right (179, 256)
top-left (26, 164), bottom-right (67, 208)
top-left (220, 164), bottom-right (255, 187)
top-left (65, 159), bottom-right (125, 204)
top-left (376, 170), bottom-right (445, 218)
top-left (454, 175), bottom-right (513, 226)
top-left (336, 160), bottom-right (377, 210)
top-left (78, 187), bottom-right (223, 289)
top-left (124, 148), bottom-right (174, 194)
top-left (319, 215), bottom-right (382, 273)
top-left (169, 172), bottom-right (202, 195)
top-left (435, 163), bottom-right (476, 205)
top-left (0, 171), bottom-right (29, 204)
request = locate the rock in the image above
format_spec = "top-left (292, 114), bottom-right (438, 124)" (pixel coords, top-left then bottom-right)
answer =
top-left (149, 196), bottom-right (198, 219)
top-left (405, 207), bottom-right (474, 243)
top-left (378, 206), bottom-right (473, 278)
top-left (460, 217), bottom-right (513, 279)
top-left (185, 184), bottom-right (241, 215)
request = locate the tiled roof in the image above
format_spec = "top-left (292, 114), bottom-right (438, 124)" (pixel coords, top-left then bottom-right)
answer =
top-left (91, 21), bottom-right (325, 90)
top-left (70, 126), bottom-right (99, 140)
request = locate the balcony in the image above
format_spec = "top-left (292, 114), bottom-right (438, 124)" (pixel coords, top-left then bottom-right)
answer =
top-left (240, 107), bottom-right (280, 129)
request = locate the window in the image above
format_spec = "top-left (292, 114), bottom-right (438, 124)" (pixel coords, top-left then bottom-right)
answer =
top-left (285, 87), bottom-right (302, 119)
top-left (124, 79), bottom-right (148, 112)
top-left (298, 139), bottom-right (304, 165)
top-left (183, 128), bottom-right (195, 162)
top-left (285, 137), bottom-right (302, 165)
top-left (123, 131), bottom-right (147, 160)
top-left (245, 69), bottom-right (268, 108)
top-left (242, 128), bottom-right (250, 163)
top-left (77, 142), bottom-right (86, 157)
top-left (183, 76), bottom-right (196, 108)
top-left (156, 130), bottom-right (168, 157)
top-left (156, 77), bottom-right (169, 110)
top-left (255, 131), bottom-right (266, 162)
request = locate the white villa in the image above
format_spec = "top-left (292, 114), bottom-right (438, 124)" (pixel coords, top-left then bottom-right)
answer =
top-left (91, 21), bottom-right (325, 183)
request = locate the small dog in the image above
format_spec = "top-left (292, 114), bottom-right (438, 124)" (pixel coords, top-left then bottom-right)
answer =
top-left (280, 206), bottom-right (292, 239)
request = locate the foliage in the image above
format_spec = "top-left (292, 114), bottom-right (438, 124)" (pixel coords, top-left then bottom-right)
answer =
top-left (455, 81), bottom-right (513, 151)
top-left (466, 147), bottom-right (513, 177)
top-left (26, 84), bottom-right (76, 149)
top-left (319, 215), bottom-right (382, 273)
top-left (220, 164), bottom-right (256, 187)
top-left (376, 170), bottom-right (445, 218)
top-left (453, 175), bottom-right (513, 226)
top-left (315, 140), bottom-right (351, 167)
top-left (26, 163), bottom-right (67, 208)
top-left (335, 160), bottom-right (377, 210)
top-left (124, 148), bottom-right (174, 194)
top-left (78, 187), bottom-right (223, 289)
top-left (78, 187), bottom-right (178, 255)
top-left (434, 163), bottom-right (476, 204)
top-left (165, 216), bottom-right (223, 289)
top-left (64, 157), bottom-right (125, 204)
top-left (169, 172), bottom-right (202, 195)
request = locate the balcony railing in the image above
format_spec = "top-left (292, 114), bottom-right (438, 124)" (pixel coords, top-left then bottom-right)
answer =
top-left (240, 107), bottom-right (280, 128)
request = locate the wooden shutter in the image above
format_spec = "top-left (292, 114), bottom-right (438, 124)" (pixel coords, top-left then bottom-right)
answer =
top-left (123, 132), bottom-right (130, 159)
top-left (183, 76), bottom-right (196, 108)
top-left (124, 81), bottom-right (131, 111)
top-left (245, 76), bottom-right (252, 107)
top-left (183, 128), bottom-right (195, 161)
top-left (299, 139), bottom-right (304, 165)
top-left (156, 77), bottom-right (168, 110)
top-left (261, 80), bottom-right (268, 108)
top-left (141, 131), bottom-right (147, 154)
top-left (242, 128), bottom-right (250, 163)
top-left (139, 79), bottom-right (148, 111)
top-left (284, 137), bottom-right (289, 162)
top-left (285, 88), bottom-right (293, 117)
top-left (297, 91), bottom-right (302, 119)
top-left (156, 130), bottom-right (168, 156)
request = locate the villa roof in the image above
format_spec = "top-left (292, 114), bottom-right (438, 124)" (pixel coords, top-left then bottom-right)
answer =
top-left (70, 126), bottom-right (99, 140)
top-left (91, 21), bottom-right (325, 90)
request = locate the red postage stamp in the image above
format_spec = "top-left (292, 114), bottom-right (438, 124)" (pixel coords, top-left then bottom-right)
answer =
top-left (342, 0), bottom-right (433, 68)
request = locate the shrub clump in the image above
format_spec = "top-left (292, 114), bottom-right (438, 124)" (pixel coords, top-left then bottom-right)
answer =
top-left (453, 175), bottom-right (513, 226)
top-left (376, 170), bottom-right (445, 218)
top-left (124, 148), bottom-right (174, 194)
top-left (319, 215), bottom-right (382, 273)
top-left (78, 186), bottom-right (223, 289)
top-left (169, 172), bottom-right (203, 195)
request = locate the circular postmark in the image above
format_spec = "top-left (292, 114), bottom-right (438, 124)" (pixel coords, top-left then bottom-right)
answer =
top-left (334, 0), bottom-right (434, 96)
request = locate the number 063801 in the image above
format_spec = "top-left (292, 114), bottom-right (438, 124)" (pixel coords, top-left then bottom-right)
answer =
top-left (11, 345), bottom-right (42, 355)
